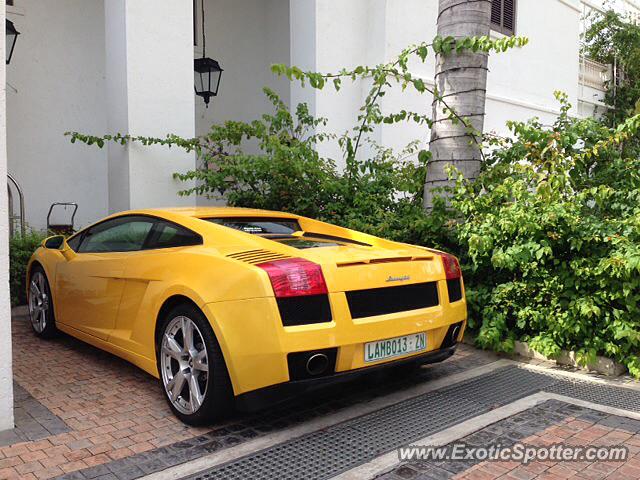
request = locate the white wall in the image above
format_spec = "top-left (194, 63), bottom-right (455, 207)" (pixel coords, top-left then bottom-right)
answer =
top-left (7, 0), bottom-right (108, 231)
top-left (485, 0), bottom-right (581, 133)
top-left (0, 0), bottom-right (15, 433)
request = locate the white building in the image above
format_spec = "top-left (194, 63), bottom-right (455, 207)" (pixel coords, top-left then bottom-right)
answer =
top-left (0, 0), bottom-right (637, 431)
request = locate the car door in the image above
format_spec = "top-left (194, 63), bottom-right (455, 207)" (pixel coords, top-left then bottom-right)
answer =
top-left (107, 219), bottom-right (203, 358)
top-left (55, 215), bottom-right (156, 340)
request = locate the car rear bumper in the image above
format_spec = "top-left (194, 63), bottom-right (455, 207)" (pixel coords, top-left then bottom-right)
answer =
top-left (235, 344), bottom-right (458, 412)
top-left (203, 281), bottom-right (467, 397)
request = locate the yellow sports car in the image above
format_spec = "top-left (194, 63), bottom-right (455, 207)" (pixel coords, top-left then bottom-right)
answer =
top-left (28, 207), bottom-right (466, 424)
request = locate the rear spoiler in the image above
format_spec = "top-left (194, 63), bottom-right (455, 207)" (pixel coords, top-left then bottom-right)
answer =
top-left (336, 255), bottom-right (434, 267)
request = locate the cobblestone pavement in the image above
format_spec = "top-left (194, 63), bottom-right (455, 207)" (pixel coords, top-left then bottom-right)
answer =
top-left (1, 310), bottom-right (495, 479)
top-left (380, 400), bottom-right (640, 480)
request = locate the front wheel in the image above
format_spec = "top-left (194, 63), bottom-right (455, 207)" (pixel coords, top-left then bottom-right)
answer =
top-left (27, 266), bottom-right (58, 338)
top-left (157, 303), bottom-right (233, 425)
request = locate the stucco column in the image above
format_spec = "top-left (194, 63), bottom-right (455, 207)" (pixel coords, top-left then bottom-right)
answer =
top-left (104, 0), bottom-right (196, 213)
top-left (0, 0), bottom-right (16, 432)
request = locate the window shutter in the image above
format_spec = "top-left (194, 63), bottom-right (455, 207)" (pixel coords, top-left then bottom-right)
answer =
top-left (491, 0), bottom-right (502, 27)
top-left (490, 0), bottom-right (516, 36)
top-left (503, 0), bottom-right (515, 33)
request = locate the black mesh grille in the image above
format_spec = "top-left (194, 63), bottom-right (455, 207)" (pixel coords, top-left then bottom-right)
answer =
top-left (346, 282), bottom-right (439, 319)
top-left (277, 295), bottom-right (332, 327)
top-left (447, 278), bottom-right (463, 303)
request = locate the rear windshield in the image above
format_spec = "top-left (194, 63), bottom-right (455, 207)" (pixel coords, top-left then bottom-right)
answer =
top-left (206, 217), bottom-right (301, 235)
top-left (274, 238), bottom-right (341, 249)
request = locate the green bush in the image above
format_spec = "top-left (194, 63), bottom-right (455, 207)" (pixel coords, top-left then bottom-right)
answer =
top-left (10, 231), bottom-right (46, 306)
top-left (449, 94), bottom-right (640, 375)
top-left (174, 89), bottom-right (455, 250)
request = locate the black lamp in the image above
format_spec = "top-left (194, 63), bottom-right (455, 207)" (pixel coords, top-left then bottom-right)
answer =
top-left (194, 57), bottom-right (223, 106)
top-left (6, 19), bottom-right (19, 65)
top-left (194, 0), bottom-right (223, 107)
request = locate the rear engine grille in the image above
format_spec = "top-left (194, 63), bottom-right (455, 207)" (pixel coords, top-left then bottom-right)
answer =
top-left (447, 278), bottom-right (463, 303)
top-left (277, 294), bottom-right (332, 327)
top-left (227, 249), bottom-right (290, 265)
top-left (346, 282), bottom-right (439, 319)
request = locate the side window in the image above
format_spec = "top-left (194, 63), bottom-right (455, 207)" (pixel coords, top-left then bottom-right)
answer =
top-left (77, 216), bottom-right (155, 253)
top-left (66, 233), bottom-right (83, 252)
top-left (145, 220), bottom-right (202, 249)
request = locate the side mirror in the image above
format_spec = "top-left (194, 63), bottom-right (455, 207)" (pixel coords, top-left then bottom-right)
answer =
top-left (43, 235), bottom-right (65, 250)
top-left (42, 235), bottom-right (76, 260)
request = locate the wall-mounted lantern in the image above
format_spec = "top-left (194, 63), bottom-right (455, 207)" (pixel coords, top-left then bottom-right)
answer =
top-left (194, 0), bottom-right (223, 107)
top-left (6, 19), bottom-right (20, 65)
top-left (194, 57), bottom-right (223, 107)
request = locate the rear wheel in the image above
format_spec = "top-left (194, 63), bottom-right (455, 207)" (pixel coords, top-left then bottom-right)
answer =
top-left (157, 303), bottom-right (233, 425)
top-left (27, 266), bottom-right (58, 338)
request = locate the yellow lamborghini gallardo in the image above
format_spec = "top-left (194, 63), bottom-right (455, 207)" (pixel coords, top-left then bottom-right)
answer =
top-left (27, 207), bottom-right (466, 424)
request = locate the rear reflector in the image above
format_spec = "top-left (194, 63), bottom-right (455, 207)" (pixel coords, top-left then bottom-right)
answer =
top-left (257, 258), bottom-right (328, 298)
top-left (440, 253), bottom-right (462, 280)
top-left (447, 278), bottom-right (463, 303)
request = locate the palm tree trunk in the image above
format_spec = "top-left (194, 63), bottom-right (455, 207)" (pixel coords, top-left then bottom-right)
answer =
top-left (424, 0), bottom-right (492, 208)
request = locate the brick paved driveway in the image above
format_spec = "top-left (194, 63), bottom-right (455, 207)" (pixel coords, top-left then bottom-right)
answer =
top-left (1, 309), bottom-right (491, 479)
top-left (2, 309), bottom-right (213, 479)
top-left (2, 308), bottom-right (639, 480)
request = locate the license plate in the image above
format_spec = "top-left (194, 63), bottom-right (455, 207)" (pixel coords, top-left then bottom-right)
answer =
top-left (364, 332), bottom-right (427, 363)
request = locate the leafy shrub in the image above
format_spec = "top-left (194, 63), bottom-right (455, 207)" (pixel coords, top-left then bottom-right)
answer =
top-left (449, 94), bottom-right (640, 375)
top-left (10, 231), bottom-right (46, 306)
top-left (173, 89), bottom-right (455, 249)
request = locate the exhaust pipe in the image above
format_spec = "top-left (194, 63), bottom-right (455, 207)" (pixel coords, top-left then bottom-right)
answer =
top-left (449, 324), bottom-right (461, 344)
top-left (306, 353), bottom-right (329, 376)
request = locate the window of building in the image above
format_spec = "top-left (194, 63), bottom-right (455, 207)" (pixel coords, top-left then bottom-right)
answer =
top-left (491, 0), bottom-right (516, 36)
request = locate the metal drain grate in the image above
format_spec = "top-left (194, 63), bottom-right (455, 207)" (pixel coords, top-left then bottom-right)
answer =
top-left (185, 394), bottom-right (487, 480)
top-left (346, 392), bottom-right (482, 453)
top-left (437, 365), bottom-right (560, 407)
top-left (547, 380), bottom-right (640, 412)
top-left (183, 366), bottom-right (640, 480)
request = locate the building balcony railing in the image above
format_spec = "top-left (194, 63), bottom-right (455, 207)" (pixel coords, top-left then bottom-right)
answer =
top-left (579, 56), bottom-right (612, 91)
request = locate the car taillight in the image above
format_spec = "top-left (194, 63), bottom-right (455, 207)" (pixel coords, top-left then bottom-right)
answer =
top-left (257, 258), bottom-right (328, 298)
top-left (440, 253), bottom-right (461, 280)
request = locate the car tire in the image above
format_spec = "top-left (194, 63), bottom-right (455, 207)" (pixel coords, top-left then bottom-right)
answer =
top-left (156, 302), bottom-right (234, 425)
top-left (27, 265), bottom-right (59, 339)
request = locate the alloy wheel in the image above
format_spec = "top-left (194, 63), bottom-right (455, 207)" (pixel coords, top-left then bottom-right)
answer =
top-left (28, 271), bottom-right (49, 334)
top-left (160, 316), bottom-right (209, 415)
